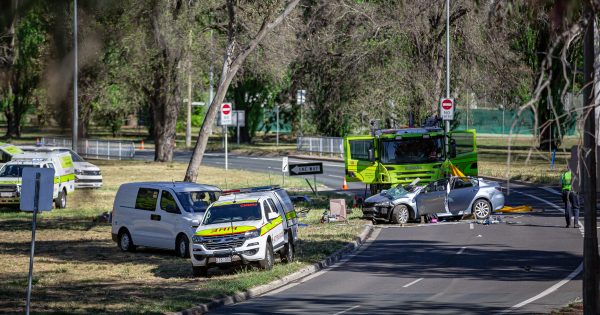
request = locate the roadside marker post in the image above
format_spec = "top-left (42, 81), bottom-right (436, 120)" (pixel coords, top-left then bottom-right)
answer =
top-left (281, 157), bottom-right (289, 186)
top-left (20, 168), bottom-right (55, 315)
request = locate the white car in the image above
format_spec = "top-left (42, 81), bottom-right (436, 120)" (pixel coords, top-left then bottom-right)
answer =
top-left (191, 188), bottom-right (298, 277)
top-left (20, 146), bottom-right (102, 188)
top-left (111, 182), bottom-right (221, 258)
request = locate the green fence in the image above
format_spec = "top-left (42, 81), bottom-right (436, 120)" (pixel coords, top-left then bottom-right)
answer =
top-left (453, 108), bottom-right (578, 136)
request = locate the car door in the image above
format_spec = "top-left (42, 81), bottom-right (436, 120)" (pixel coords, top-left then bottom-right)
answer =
top-left (156, 189), bottom-right (182, 249)
top-left (448, 177), bottom-right (479, 215)
top-left (133, 187), bottom-right (160, 247)
top-left (416, 178), bottom-right (448, 216)
top-left (264, 199), bottom-right (285, 248)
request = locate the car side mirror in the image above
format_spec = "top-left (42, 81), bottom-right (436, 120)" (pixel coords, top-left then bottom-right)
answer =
top-left (368, 148), bottom-right (375, 162)
top-left (267, 212), bottom-right (279, 221)
top-left (449, 139), bottom-right (457, 158)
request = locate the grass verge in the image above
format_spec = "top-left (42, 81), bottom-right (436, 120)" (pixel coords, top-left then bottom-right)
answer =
top-left (0, 161), bottom-right (367, 314)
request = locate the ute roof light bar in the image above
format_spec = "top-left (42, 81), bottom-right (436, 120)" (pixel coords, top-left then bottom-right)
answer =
top-left (221, 185), bottom-right (281, 196)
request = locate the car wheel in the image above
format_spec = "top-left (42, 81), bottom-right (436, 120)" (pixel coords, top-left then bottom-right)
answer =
top-left (391, 205), bottom-right (410, 224)
top-left (118, 229), bottom-right (136, 252)
top-left (280, 240), bottom-right (294, 263)
top-left (259, 242), bottom-right (274, 270)
top-left (473, 199), bottom-right (492, 220)
top-left (55, 189), bottom-right (67, 209)
top-left (175, 235), bottom-right (190, 258)
top-left (192, 266), bottom-right (208, 277)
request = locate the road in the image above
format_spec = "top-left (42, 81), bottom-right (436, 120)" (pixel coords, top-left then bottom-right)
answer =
top-left (135, 150), bottom-right (365, 191)
top-left (138, 150), bottom-right (586, 314)
top-left (208, 183), bottom-right (585, 314)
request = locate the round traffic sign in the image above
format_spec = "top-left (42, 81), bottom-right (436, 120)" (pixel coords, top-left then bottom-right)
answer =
top-left (442, 99), bottom-right (453, 110)
top-left (222, 103), bottom-right (231, 115)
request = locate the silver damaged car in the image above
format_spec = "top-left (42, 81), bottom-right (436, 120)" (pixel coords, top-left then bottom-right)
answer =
top-left (362, 177), bottom-right (505, 224)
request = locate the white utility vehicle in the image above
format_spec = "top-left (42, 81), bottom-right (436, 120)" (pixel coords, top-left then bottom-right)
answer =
top-left (191, 187), bottom-right (298, 277)
top-left (111, 182), bottom-right (221, 258)
top-left (0, 151), bottom-right (75, 208)
top-left (20, 146), bottom-right (102, 188)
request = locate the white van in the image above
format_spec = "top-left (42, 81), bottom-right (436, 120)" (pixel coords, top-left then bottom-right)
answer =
top-left (111, 182), bottom-right (221, 258)
top-left (20, 146), bottom-right (103, 189)
top-left (0, 151), bottom-right (75, 208)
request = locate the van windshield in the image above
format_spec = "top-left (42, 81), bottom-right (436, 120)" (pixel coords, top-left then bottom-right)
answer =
top-left (0, 164), bottom-right (38, 177)
top-left (176, 191), bottom-right (219, 213)
top-left (203, 202), bottom-right (262, 224)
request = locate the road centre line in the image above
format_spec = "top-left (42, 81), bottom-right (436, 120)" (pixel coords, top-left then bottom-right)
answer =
top-left (333, 305), bottom-right (361, 315)
top-left (499, 188), bottom-right (583, 313)
top-left (328, 175), bottom-right (344, 178)
top-left (402, 278), bottom-right (424, 288)
top-left (456, 247), bottom-right (467, 255)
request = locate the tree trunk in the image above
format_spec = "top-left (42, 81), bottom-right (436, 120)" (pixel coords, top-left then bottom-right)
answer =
top-left (151, 78), bottom-right (179, 162)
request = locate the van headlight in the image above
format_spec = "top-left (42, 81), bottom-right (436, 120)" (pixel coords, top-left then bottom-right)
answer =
top-left (244, 229), bottom-right (260, 239)
top-left (192, 235), bottom-right (204, 244)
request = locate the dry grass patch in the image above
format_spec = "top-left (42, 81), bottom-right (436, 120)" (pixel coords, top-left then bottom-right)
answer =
top-left (0, 161), bottom-right (367, 314)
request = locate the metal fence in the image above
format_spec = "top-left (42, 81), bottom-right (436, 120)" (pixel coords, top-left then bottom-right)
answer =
top-left (41, 137), bottom-right (135, 160)
top-left (297, 136), bottom-right (344, 157)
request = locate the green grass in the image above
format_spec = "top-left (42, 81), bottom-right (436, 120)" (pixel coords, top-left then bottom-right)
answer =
top-left (0, 161), bottom-right (367, 314)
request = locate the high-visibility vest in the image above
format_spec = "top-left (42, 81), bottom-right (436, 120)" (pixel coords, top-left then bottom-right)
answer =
top-left (561, 171), bottom-right (572, 191)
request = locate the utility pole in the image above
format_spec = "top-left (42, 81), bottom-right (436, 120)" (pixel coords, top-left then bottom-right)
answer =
top-left (72, 0), bottom-right (78, 152)
top-left (582, 5), bottom-right (599, 314)
top-left (445, 0), bottom-right (450, 154)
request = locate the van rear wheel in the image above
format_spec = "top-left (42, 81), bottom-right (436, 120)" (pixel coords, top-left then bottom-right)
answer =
top-left (118, 229), bottom-right (136, 252)
top-left (54, 189), bottom-right (67, 209)
top-left (280, 240), bottom-right (294, 263)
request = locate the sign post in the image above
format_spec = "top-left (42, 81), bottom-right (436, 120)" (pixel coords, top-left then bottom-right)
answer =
top-left (21, 168), bottom-right (55, 315)
top-left (221, 103), bottom-right (232, 170)
top-left (281, 157), bottom-right (288, 186)
top-left (288, 162), bottom-right (323, 195)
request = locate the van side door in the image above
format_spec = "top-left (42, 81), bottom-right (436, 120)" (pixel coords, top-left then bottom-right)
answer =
top-left (133, 187), bottom-right (160, 247)
top-left (156, 189), bottom-right (183, 250)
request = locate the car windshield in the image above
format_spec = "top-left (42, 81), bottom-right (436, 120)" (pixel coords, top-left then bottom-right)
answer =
top-left (203, 202), bottom-right (262, 224)
top-left (176, 191), bottom-right (219, 213)
top-left (383, 185), bottom-right (410, 199)
top-left (380, 136), bottom-right (444, 164)
top-left (0, 164), bottom-right (38, 177)
top-left (68, 151), bottom-right (84, 162)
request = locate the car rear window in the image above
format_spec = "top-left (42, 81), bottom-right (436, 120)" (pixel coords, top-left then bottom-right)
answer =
top-left (135, 188), bottom-right (158, 211)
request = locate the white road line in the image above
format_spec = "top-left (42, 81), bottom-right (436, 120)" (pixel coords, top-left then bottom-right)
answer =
top-left (499, 263), bottom-right (583, 314)
top-left (499, 189), bottom-right (584, 313)
top-left (328, 175), bottom-right (344, 178)
top-left (402, 278), bottom-right (424, 288)
top-left (456, 247), bottom-right (466, 255)
top-left (333, 305), bottom-right (360, 315)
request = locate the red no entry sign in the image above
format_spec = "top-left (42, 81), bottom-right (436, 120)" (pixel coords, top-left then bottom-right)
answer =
top-left (442, 99), bottom-right (453, 110)
top-left (222, 103), bottom-right (231, 115)
top-left (440, 98), bottom-right (454, 120)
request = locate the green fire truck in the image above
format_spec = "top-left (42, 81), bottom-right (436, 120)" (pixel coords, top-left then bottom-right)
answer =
top-left (344, 127), bottom-right (477, 194)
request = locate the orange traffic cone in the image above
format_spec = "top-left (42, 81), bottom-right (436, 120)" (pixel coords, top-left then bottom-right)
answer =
top-left (342, 177), bottom-right (348, 190)
top-left (140, 140), bottom-right (145, 150)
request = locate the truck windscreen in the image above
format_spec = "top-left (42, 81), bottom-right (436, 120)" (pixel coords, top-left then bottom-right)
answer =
top-left (203, 202), bottom-right (262, 224)
top-left (380, 137), bottom-right (444, 164)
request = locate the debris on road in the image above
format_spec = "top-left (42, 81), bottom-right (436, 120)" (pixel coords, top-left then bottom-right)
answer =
top-left (497, 205), bottom-right (533, 213)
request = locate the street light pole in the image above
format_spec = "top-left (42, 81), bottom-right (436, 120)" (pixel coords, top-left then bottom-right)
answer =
top-left (72, 0), bottom-right (78, 152)
top-left (445, 0), bottom-right (450, 155)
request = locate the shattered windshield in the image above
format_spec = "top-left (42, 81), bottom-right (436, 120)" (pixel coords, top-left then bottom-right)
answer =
top-left (383, 185), bottom-right (410, 199)
top-left (380, 136), bottom-right (444, 164)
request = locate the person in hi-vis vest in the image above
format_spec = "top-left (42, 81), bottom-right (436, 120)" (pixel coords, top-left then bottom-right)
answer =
top-left (560, 164), bottom-right (580, 228)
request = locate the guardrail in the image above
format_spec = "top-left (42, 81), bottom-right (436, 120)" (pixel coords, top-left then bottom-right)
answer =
top-left (296, 136), bottom-right (344, 157)
top-left (40, 137), bottom-right (135, 160)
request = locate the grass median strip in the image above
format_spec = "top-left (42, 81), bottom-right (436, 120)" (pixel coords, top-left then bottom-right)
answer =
top-left (0, 161), bottom-right (366, 314)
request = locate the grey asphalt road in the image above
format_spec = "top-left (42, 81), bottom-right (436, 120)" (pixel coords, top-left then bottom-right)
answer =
top-left (137, 150), bottom-right (587, 314)
top-left (135, 150), bottom-right (365, 191)
top-left (206, 185), bottom-right (587, 315)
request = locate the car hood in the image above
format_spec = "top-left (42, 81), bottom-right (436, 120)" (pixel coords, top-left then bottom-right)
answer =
top-left (74, 162), bottom-right (100, 171)
top-left (365, 187), bottom-right (422, 204)
top-left (195, 220), bottom-right (262, 236)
